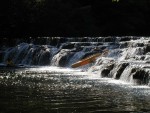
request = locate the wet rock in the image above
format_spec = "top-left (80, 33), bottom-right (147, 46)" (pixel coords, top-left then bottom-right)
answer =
top-left (127, 41), bottom-right (144, 48)
top-left (136, 43), bottom-right (144, 47)
top-left (57, 38), bottom-right (65, 46)
top-left (108, 43), bottom-right (120, 49)
top-left (74, 46), bottom-right (83, 52)
top-left (61, 43), bottom-right (75, 49)
top-left (104, 37), bottom-right (116, 42)
top-left (110, 62), bottom-right (129, 79)
top-left (97, 43), bottom-right (103, 46)
top-left (144, 44), bottom-right (150, 54)
top-left (101, 63), bottom-right (114, 77)
top-left (51, 49), bottom-right (75, 67)
top-left (58, 55), bottom-right (69, 67)
top-left (133, 55), bottom-right (145, 60)
top-left (101, 68), bottom-right (110, 77)
top-left (123, 47), bottom-right (145, 60)
top-left (100, 46), bottom-right (107, 50)
top-left (81, 38), bottom-right (88, 42)
top-left (119, 65), bottom-right (150, 85)
top-left (38, 50), bottom-right (51, 65)
top-left (119, 42), bottom-right (128, 48)
top-left (146, 52), bottom-right (150, 55)
top-left (131, 68), bottom-right (149, 85)
top-left (58, 37), bottom-right (68, 44)
top-left (31, 47), bottom-right (42, 65)
top-left (145, 55), bottom-right (150, 60)
top-left (120, 37), bottom-right (131, 42)
top-left (92, 57), bottom-right (115, 77)
top-left (29, 45), bottom-right (51, 65)
top-left (75, 42), bottom-right (91, 47)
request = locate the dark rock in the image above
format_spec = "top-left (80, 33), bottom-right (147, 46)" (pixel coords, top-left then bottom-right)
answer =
top-left (59, 38), bottom-right (68, 43)
top-left (97, 43), bottom-right (103, 46)
top-left (61, 43), bottom-right (75, 49)
top-left (74, 45), bottom-right (83, 52)
top-left (109, 43), bottom-right (120, 49)
top-left (131, 68), bottom-right (149, 85)
top-left (140, 56), bottom-right (145, 60)
top-left (57, 38), bottom-right (68, 48)
top-left (111, 63), bottom-right (129, 79)
top-left (31, 49), bottom-right (41, 65)
top-left (133, 55), bottom-right (145, 60)
top-left (104, 37), bottom-right (116, 42)
top-left (101, 63), bottom-right (114, 77)
top-left (144, 44), bottom-right (150, 53)
top-left (81, 38), bottom-right (88, 42)
top-left (137, 43), bottom-right (144, 47)
top-left (116, 63), bottom-right (129, 79)
top-left (101, 68), bottom-right (110, 77)
top-left (58, 55), bottom-right (68, 67)
top-left (38, 51), bottom-right (51, 65)
top-left (120, 37), bottom-right (131, 42)
top-left (145, 55), bottom-right (150, 60)
top-left (31, 46), bottom-right (51, 65)
top-left (100, 46), bottom-right (107, 50)
top-left (119, 42), bottom-right (128, 48)
top-left (75, 42), bottom-right (91, 47)
top-left (52, 49), bottom-right (75, 67)
top-left (58, 52), bottom-right (74, 67)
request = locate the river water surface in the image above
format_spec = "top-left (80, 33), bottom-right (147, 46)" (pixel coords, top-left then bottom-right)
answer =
top-left (0, 67), bottom-right (150, 113)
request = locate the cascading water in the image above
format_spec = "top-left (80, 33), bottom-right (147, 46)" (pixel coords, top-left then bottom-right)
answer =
top-left (88, 37), bottom-right (150, 86)
top-left (0, 37), bottom-right (150, 113)
top-left (0, 37), bottom-right (150, 86)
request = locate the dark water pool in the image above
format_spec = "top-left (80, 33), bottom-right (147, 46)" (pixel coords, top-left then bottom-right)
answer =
top-left (0, 67), bottom-right (150, 113)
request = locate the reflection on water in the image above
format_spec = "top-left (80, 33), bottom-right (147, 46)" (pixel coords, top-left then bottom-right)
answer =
top-left (0, 67), bottom-right (150, 113)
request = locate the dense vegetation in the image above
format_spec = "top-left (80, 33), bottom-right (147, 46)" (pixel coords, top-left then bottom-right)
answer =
top-left (0, 0), bottom-right (150, 37)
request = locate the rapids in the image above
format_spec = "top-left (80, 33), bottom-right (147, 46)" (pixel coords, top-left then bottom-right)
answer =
top-left (0, 37), bottom-right (150, 86)
top-left (0, 37), bottom-right (150, 112)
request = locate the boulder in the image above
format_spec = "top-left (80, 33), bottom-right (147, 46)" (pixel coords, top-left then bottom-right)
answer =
top-left (51, 49), bottom-right (75, 67)
top-left (101, 63), bottom-right (114, 77)
top-left (101, 68), bottom-right (110, 77)
top-left (131, 68), bottom-right (149, 85)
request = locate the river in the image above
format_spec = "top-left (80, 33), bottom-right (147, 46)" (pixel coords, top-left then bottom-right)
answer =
top-left (0, 66), bottom-right (150, 113)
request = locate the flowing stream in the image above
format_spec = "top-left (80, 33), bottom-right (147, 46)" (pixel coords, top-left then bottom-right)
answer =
top-left (0, 37), bottom-right (150, 112)
top-left (0, 66), bottom-right (150, 113)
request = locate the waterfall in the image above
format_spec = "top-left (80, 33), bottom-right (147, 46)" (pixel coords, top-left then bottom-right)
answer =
top-left (120, 65), bottom-right (149, 85)
top-left (0, 37), bottom-right (150, 86)
top-left (87, 37), bottom-right (150, 86)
